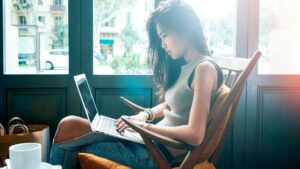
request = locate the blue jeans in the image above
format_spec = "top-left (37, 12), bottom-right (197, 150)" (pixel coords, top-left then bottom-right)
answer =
top-left (49, 132), bottom-right (159, 169)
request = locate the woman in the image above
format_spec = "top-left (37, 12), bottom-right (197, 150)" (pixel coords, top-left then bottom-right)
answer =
top-left (49, 0), bottom-right (224, 169)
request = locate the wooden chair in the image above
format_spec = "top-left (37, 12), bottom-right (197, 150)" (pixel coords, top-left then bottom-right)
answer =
top-left (120, 51), bottom-right (261, 169)
top-left (77, 51), bottom-right (261, 169)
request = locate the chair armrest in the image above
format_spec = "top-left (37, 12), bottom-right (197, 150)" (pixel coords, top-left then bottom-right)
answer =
top-left (121, 117), bottom-right (194, 150)
top-left (120, 96), bottom-right (146, 114)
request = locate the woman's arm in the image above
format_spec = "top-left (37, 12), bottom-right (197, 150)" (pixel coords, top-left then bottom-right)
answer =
top-left (143, 101), bottom-right (169, 119)
top-left (116, 102), bottom-right (169, 131)
top-left (143, 62), bottom-right (218, 146)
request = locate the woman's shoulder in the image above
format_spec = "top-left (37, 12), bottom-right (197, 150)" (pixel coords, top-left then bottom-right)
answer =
top-left (193, 58), bottom-right (224, 91)
top-left (194, 60), bottom-right (218, 76)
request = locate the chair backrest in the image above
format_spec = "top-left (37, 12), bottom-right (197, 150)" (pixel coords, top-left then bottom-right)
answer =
top-left (179, 51), bottom-right (261, 169)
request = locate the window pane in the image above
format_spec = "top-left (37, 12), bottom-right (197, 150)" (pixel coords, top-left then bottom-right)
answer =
top-left (3, 0), bottom-right (69, 74)
top-left (93, 0), bottom-right (154, 75)
top-left (186, 0), bottom-right (236, 57)
top-left (259, 0), bottom-right (300, 74)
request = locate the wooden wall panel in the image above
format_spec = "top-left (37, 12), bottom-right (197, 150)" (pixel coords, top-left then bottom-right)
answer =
top-left (6, 88), bottom-right (67, 137)
top-left (257, 86), bottom-right (300, 169)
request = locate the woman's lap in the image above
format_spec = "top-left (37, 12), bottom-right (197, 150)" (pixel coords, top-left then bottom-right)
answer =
top-left (49, 131), bottom-right (158, 169)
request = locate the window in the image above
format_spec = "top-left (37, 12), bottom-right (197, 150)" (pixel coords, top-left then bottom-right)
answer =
top-left (54, 16), bottom-right (62, 24)
top-left (19, 0), bottom-right (27, 3)
top-left (127, 12), bottom-right (132, 25)
top-left (38, 0), bottom-right (43, 5)
top-left (38, 16), bottom-right (45, 24)
top-left (19, 16), bottom-right (27, 25)
top-left (101, 14), bottom-right (116, 28)
top-left (186, 0), bottom-right (236, 57)
top-left (258, 0), bottom-right (300, 74)
top-left (54, 0), bottom-right (62, 5)
top-left (3, 0), bottom-right (69, 74)
top-left (110, 17), bottom-right (115, 27)
top-left (93, 0), bottom-right (154, 75)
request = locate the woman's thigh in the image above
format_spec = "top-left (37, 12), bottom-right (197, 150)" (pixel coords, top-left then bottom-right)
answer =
top-left (54, 131), bottom-right (120, 149)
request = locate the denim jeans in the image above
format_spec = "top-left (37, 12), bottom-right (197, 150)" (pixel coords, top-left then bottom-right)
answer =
top-left (49, 132), bottom-right (159, 169)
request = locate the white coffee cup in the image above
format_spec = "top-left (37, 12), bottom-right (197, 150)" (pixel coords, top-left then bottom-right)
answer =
top-left (9, 143), bottom-right (42, 169)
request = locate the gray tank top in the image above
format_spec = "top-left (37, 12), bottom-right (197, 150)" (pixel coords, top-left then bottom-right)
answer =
top-left (156, 56), bottom-right (224, 161)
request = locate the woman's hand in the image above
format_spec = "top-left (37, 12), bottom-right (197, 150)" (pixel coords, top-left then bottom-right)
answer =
top-left (115, 111), bottom-right (149, 132)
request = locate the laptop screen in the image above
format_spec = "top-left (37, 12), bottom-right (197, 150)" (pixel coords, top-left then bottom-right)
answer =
top-left (78, 80), bottom-right (98, 121)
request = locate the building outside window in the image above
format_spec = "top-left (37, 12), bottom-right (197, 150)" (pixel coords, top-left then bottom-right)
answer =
top-left (3, 0), bottom-right (69, 74)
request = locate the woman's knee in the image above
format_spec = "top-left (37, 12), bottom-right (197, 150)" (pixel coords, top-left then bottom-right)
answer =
top-left (54, 115), bottom-right (91, 143)
top-left (57, 116), bottom-right (82, 131)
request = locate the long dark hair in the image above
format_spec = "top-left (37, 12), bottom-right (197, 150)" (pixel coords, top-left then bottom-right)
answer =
top-left (147, 0), bottom-right (210, 101)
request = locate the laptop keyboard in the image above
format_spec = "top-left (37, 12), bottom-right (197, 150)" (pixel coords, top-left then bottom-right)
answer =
top-left (96, 115), bottom-right (143, 144)
top-left (97, 116), bottom-right (122, 136)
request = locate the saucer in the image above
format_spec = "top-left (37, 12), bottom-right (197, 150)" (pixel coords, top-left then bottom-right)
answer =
top-left (2, 159), bottom-right (62, 169)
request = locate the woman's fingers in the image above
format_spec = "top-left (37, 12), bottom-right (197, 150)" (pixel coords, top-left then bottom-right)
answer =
top-left (115, 118), bottom-right (122, 126)
top-left (115, 116), bottom-right (128, 126)
top-left (116, 115), bottom-right (127, 125)
top-left (116, 116), bottom-right (131, 132)
top-left (116, 115), bottom-right (139, 132)
top-left (118, 124), bottom-right (130, 132)
top-left (116, 121), bottom-right (125, 130)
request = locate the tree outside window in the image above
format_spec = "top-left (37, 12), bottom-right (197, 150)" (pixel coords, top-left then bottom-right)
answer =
top-left (93, 0), bottom-right (154, 74)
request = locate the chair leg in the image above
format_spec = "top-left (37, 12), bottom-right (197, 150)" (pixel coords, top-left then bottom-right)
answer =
top-left (141, 136), bottom-right (172, 169)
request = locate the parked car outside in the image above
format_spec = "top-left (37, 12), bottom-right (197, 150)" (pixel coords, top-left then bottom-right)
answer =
top-left (41, 49), bottom-right (69, 70)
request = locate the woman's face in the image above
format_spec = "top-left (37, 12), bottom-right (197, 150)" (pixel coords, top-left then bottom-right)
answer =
top-left (156, 24), bottom-right (188, 60)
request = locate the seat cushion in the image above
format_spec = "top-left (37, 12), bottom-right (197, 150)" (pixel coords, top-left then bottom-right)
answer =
top-left (78, 153), bottom-right (131, 169)
top-left (172, 160), bottom-right (216, 169)
top-left (78, 153), bottom-right (215, 169)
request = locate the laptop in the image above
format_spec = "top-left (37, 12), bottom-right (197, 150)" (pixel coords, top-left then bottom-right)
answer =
top-left (74, 74), bottom-right (144, 144)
